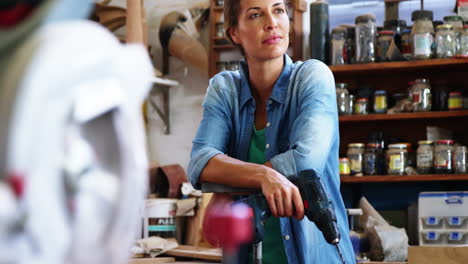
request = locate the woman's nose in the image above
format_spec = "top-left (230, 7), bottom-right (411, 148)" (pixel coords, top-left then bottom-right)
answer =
top-left (264, 13), bottom-right (278, 31)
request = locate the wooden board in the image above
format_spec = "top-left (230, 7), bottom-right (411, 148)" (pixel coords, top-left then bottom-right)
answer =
top-left (129, 257), bottom-right (175, 264)
top-left (165, 245), bottom-right (221, 261)
top-left (408, 246), bottom-right (468, 264)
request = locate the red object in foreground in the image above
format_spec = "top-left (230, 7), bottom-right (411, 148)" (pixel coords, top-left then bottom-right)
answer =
top-left (0, 3), bottom-right (34, 28)
top-left (203, 197), bottom-right (253, 253)
top-left (7, 171), bottom-right (25, 199)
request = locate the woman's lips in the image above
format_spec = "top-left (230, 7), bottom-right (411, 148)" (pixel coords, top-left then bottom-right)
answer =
top-left (263, 36), bottom-right (282, 44)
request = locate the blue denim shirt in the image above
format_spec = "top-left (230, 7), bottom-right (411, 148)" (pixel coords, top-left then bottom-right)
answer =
top-left (188, 54), bottom-right (355, 264)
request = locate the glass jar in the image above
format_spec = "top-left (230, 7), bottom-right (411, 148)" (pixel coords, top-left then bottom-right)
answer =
top-left (387, 144), bottom-right (408, 175)
top-left (443, 16), bottom-right (464, 55)
top-left (347, 94), bottom-right (355, 115)
top-left (410, 79), bottom-right (432, 112)
top-left (383, 19), bottom-right (407, 35)
top-left (401, 30), bottom-right (413, 60)
top-left (377, 30), bottom-right (394, 62)
top-left (373, 90), bottom-right (387, 113)
top-left (462, 25), bottom-right (468, 56)
top-left (435, 24), bottom-right (456, 58)
top-left (354, 98), bottom-right (368, 115)
top-left (331, 27), bottom-right (347, 65)
top-left (454, 146), bottom-right (467, 174)
top-left (216, 0), bottom-right (224, 6)
top-left (417, 140), bottom-right (434, 174)
top-left (411, 10), bottom-right (434, 60)
top-left (364, 143), bottom-right (385, 175)
top-left (216, 22), bottom-right (225, 38)
top-left (336, 83), bottom-right (349, 115)
top-left (355, 14), bottom-right (377, 63)
top-left (453, 146), bottom-right (467, 173)
top-left (347, 143), bottom-right (365, 176)
top-left (339, 158), bottom-right (351, 176)
top-left (448, 92), bottom-right (463, 110)
top-left (434, 140), bottom-right (454, 174)
top-left (341, 24), bottom-right (356, 64)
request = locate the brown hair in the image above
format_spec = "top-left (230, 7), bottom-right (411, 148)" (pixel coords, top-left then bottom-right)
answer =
top-left (223, 0), bottom-right (289, 52)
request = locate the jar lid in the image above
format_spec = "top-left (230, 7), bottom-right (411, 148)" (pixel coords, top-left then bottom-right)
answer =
top-left (332, 27), bottom-right (347, 34)
top-left (411, 10), bottom-right (433, 21)
top-left (378, 30), bottom-right (395, 35)
top-left (339, 157), bottom-right (349, 161)
top-left (336, 83), bottom-right (348, 89)
top-left (436, 140), bottom-right (454, 145)
top-left (418, 140), bottom-right (433, 145)
top-left (384, 19), bottom-right (407, 28)
top-left (355, 14), bottom-right (376, 24)
top-left (414, 78), bottom-right (429, 84)
top-left (444, 15), bottom-right (464, 22)
top-left (449, 92), bottom-right (462, 96)
top-left (436, 24), bottom-right (453, 31)
top-left (348, 143), bottom-right (365, 148)
top-left (388, 143), bottom-right (407, 149)
top-left (357, 98), bottom-right (368, 102)
top-left (366, 143), bottom-right (381, 148)
top-left (375, 90), bottom-right (387, 95)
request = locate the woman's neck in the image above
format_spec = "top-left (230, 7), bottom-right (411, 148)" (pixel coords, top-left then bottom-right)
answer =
top-left (246, 55), bottom-right (284, 103)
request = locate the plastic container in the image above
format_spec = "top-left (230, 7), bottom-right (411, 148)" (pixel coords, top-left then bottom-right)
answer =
top-left (387, 143), bottom-right (408, 175)
top-left (347, 143), bottom-right (365, 176)
top-left (417, 140), bottom-right (434, 174)
top-left (355, 14), bottom-right (377, 63)
top-left (448, 92), bottom-right (463, 110)
top-left (411, 10), bottom-right (434, 60)
top-left (354, 98), bottom-right (368, 115)
top-left (339, 157), bottom-right (351, 176)
top-left (434, 140), bottom-right (454, 174)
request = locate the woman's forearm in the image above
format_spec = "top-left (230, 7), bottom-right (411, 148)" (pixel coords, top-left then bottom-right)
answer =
top-left (200, 154), bottom-right (270, 189)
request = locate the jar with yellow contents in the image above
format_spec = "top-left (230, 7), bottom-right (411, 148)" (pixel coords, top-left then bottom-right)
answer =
top-left (347, 143), bottom-right (365, 176)
top-left (373, 90), bottom-right (387, 113)
top-left (386, 143), bottom-right (408, 175)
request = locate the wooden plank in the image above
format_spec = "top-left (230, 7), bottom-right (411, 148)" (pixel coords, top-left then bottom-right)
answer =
top-left (339, 111), bottom-right (468, 123)
top-left (341, 174), bottom-right (468, 183)
top-left (128, 257), bottom-right (175, 264)
top-left (330, 58), bottom-right (468, 76)
top-left (165, 245), bottom-right (222, 261)
top-left (408, 246), bottom-right (468, 264)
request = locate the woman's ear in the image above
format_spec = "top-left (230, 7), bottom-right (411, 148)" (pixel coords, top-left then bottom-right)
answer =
top-left (229, 27), bottom-right (241, 45)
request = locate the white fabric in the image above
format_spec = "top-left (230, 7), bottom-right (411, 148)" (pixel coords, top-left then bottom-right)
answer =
top-left (2, 21), bottom-right (153, 264)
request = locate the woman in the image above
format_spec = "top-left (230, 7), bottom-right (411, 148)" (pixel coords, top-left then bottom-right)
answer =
top-left (188, 0), bottom-right (355, 263)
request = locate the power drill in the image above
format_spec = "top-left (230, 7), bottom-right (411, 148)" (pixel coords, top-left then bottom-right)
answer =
top-left (241, 169), bottom-right (345, 264)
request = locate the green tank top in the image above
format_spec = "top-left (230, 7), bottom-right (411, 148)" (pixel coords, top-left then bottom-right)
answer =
top-left (247, 126), bottom-right (288, 264)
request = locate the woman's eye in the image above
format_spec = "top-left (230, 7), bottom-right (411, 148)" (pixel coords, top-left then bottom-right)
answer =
top-left (275, 8), bottom-right (285, 14)
top-left (249, 13), bottom-right (260, 19)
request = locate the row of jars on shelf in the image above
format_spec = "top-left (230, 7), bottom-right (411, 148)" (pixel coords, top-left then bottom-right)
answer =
top-left (331, 12), bottom-right (468, 65)
top-left (336, 80), bottom-right (468, 115)
top-left (216, 60), bottom-right (240, 72)
top-left (340, 140), bottom-right (467, 176)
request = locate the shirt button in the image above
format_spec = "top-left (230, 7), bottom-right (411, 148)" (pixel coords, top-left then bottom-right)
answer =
top-left (284, 235), bottom-right (290, 240)
top-left (266, 144), bottom-right (270, 149)
top-left (266, 122), bottom-right (271, 127)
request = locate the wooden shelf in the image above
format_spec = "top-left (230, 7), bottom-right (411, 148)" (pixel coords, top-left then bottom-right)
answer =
top-left (341, 174), bottom-right (468, 183)
top-left (339, 110), bottom-right (468, 123)
top-left (329, 58), bottom-right (468, 76)
top-left (213, 6), bottom-right (223, 11)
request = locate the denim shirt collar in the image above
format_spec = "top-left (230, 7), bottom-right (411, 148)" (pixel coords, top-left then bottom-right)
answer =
top-left (239, 54), bottom-right (293, 108)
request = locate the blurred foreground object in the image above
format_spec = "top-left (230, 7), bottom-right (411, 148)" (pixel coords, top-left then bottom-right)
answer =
top-left (0, 1), bottom-right (153, 263)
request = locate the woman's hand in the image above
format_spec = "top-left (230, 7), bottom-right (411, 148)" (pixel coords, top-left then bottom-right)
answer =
top-left (260, 167), bottom-right (305, 220)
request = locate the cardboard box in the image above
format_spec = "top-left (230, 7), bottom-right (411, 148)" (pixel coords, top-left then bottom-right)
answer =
top-left (408, 246), bottom-right (468, 264)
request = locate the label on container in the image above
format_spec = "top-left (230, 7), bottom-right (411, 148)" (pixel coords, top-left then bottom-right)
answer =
top-left (374, 96), bottom-right (387, 111)
top-left (435, 155), bottom-right (450, 168)
top-left (417, 151), bottom-right (433, 169)
top-left (413, 33), bottom-right (432, 57)
top-left (448, 97), bottom-right (462, 110)
top-left (389, 154), bottom-right (403, 170)
top-left (339, 161), bottom-right (350, 175)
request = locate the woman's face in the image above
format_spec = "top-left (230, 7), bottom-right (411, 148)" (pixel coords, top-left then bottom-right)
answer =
top-left (230, 0), bottom-right (289, 62)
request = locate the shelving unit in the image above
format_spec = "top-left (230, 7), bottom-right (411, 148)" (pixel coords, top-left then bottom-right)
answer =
top-left (341, 174), bottom-right (468, 183)
top-left (208, 0), bottom-right (305, 77)
top-left (339, 110), bottom-right (468, 122)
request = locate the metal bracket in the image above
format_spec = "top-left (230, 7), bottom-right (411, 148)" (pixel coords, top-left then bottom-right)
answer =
top-left (149, 77), bottom-right (179, 134)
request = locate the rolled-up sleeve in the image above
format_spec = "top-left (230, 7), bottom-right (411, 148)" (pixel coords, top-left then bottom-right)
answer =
top-left (270, 60), bottom-right (337, 178)
top-left (188, 75), bottom-right (233, 189)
